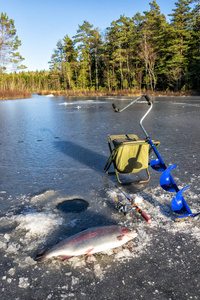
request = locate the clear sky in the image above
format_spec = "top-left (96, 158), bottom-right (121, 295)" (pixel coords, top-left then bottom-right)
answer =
top-left (0, 0), bottom-right (185, 72)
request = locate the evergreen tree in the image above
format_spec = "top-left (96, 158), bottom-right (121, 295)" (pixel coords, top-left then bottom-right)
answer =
top-left (188, 0), bottom-right (200, 90)
top-left (48, 40), bottom-right (64, 90)
top-left (111, 15), bottom-right (133, 89)
top-left (104, 22), bottom-right (121, 90)
top-left (101, 41), bottom-right (113, 90)
top-left (168, 0), bottom-right (193, 89)
top-left (73, 21), bottom-right (94, 89)
top-left (49, 35), bottom-right (77, 89)
top-left (131, 13), bottom-right (145, 91)
top-left (138, 1), bottom-right (167, 90)
top-left (63, 35), bottom-right (78, 89)
top-left (0, 12), bottom-right (26, 73)
top-left (90, 28), bottom-right (102, 90)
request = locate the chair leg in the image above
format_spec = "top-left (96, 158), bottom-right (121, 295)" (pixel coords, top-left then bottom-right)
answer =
top-left (114, 169), bottom-right (123, 184)
top-left (135, 168), bottom-right (150, 184)
top-left (115, 168), bottom-right (150, 185)
top-left (104, 156), bottom-right (112, 171)
top-left (104, 150), bottom-right (116, 172)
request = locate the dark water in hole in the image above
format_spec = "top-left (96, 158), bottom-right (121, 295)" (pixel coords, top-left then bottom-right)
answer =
top-left (57, 198), bottom-right (89, 213)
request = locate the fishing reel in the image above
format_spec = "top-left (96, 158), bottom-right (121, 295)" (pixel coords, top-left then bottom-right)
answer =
top-left (115, 199), bottom-right (136, 216)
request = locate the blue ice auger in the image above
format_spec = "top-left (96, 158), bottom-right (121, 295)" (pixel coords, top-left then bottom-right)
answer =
top-left (112, 95), bottom-right (200, 221)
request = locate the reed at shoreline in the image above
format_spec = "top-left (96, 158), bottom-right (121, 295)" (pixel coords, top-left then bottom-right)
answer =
top-left (0, 90), bottom-right (32, 100)
top-left (38, 89), bottom-right (199, 97)
top-left (0, 89), bottom-right (199, 100)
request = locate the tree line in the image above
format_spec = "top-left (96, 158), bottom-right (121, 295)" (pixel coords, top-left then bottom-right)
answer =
top-left (0, 0), bottom-right (200, 93)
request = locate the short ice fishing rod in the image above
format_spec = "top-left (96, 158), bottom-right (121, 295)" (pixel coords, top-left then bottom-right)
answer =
top-left (109, 180), bottom-right (151, 223)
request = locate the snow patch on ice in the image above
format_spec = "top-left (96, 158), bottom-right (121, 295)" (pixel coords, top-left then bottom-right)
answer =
top-left (94, 264), bottom-right (104, 280)
top-left (59, 100), bottom-right (106, 106)
top-left (18, 277), bottom-right (30, 289)
top-left (114, 248), bottom-right (132, 261)
top-left (0, 190), bottom-right (64, 267)
top-left (30, 190), bottom-right (60, 208)
top-left (69, 257), bottom-right (86, 268)
top-left (14, 211), bottom-right (63, 239)
top-left (71, 276), bottom-right (79, 286)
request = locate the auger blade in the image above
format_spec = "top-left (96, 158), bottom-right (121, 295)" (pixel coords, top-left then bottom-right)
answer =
top-left (150, 158), bottom-right (166, 172)
top-left (160, 165), bottom-right (179, 192)
top-left (171, 186), bottom-right (191, 214)
top-left (175, 212), bottom-right (200, 221)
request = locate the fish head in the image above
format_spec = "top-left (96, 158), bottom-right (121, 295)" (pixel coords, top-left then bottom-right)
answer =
top-left (120, 227), bottom-right (137, 240)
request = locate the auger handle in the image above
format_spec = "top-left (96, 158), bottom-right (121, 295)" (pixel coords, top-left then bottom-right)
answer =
top-left (112, 94), bottom-right (151, 113)
top-left (112, 103), bottom-right (119, 112)
top-left (144, 95), bottom-right (151, 105)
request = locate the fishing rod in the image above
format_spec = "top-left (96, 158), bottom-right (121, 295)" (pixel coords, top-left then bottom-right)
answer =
top-left (105, 177), bottom-right (151, 223)
top-left (114, 195), bottom-right (151, 223)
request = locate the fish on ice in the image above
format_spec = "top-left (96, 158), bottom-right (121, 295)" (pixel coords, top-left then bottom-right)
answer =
top-left (35, 225), bottom-right (137, 262)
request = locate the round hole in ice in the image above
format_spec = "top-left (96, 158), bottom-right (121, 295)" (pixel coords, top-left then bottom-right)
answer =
top-left (56, 198), bottom-right (89, 213)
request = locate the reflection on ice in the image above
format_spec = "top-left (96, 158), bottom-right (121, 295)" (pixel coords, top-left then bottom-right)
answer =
top-left (59, 99), bottom-right (107, 106)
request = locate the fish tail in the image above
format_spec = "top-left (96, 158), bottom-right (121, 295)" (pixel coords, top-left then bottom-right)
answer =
top-left (35, 248), bottom-right (48, 263)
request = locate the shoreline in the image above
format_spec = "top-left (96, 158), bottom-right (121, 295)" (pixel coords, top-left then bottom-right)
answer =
top-left (38, 89), bottom-right (200, 97)
top-left (0, 90), bottom-right (32, 100)
top-left (0, 89), bottom-right (199, 100)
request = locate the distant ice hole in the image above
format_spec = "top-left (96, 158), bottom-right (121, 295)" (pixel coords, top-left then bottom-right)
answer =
top-left (57, 198), bottom-right (89, 213)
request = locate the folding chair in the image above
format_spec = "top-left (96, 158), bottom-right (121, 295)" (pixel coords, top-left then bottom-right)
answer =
top-left (104, 133), bottom-right (160, 184)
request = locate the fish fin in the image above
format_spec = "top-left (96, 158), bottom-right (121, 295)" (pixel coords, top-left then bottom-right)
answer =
top-left (117, 235), bottom-right (123, 241)
top-left (85, 248), bottom-right (94, 256)
top-left (61, 255), bottom-right (73, 261)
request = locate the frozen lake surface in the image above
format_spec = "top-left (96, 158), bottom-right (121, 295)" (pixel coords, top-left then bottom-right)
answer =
top-left (0, 95), bottom-right (199, 299)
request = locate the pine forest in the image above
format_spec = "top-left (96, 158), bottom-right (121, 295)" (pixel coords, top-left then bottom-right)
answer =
top-left (0, 0), bottom-right (200, 96)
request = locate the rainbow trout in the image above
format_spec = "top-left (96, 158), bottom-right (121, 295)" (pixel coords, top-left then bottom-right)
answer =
top-left (35, 225), bottom-right (137, 262)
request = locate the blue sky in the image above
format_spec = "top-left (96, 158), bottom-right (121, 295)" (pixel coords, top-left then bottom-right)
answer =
top-left (0, 0), bottom-right (186, 72)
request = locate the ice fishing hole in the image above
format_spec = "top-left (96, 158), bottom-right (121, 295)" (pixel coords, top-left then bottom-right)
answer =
top-left (57, 198), bottom-right (89, 213)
